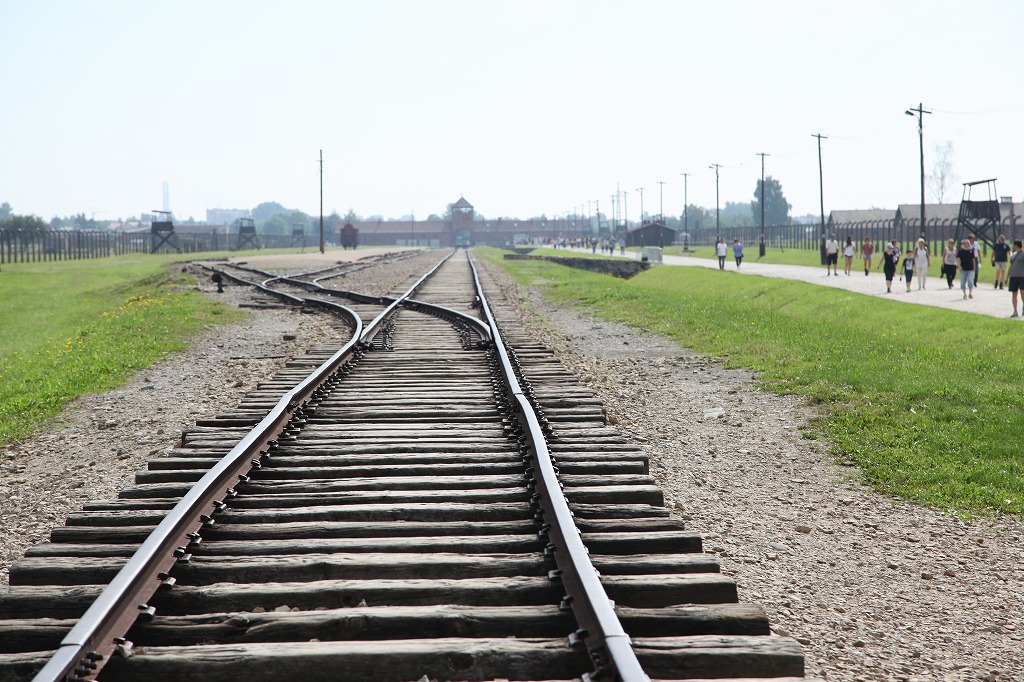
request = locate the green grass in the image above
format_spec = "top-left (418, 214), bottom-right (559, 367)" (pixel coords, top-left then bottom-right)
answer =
top-left (663, 244), bottom-right (1002, 282)
top-left (664, 245), bottom-right (825, 267)
top-left (0, 253), bottom-right (245, 444)
top-left (477, 246), bottom-right (1023, 516)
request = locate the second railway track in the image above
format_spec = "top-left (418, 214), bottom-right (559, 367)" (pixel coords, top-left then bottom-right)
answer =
top-left (1, 249), bottom-right (814, 681)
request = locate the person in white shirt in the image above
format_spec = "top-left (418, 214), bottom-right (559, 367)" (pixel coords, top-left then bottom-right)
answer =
top-left (842, 236), bottom-right (856, 275)
top-left (715, 238), bottom-right (727, 270)
top-left (824, 234), bottom-right (840, 276)
top-left (913, 238), bottom-right (930, 289)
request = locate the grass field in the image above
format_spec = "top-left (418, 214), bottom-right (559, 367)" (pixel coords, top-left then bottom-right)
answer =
top-left (0, 253), bottom-right (245, 444)
top-left (479, 246), bottom-right (1023, 516)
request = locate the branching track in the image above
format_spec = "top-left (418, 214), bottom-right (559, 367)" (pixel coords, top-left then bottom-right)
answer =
top-left (0, 250), bottom-right (814, 681)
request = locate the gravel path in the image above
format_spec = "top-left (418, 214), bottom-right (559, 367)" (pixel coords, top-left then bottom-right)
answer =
top-left (2, 251), bottom-right (1021, 682)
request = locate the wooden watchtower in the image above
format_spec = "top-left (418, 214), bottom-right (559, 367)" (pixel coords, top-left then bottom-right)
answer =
top-left (150, 211), bottom-right (180, 253)
top-left (955, 179), bottom-right (1002, 250)
top-left (290, 224), bottom-right (306, 249)
top-left (236, 218), bottom-right (259, 250)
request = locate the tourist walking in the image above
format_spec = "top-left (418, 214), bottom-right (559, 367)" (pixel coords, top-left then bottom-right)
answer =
top-left (991, 234), bottom-right (1010, 289)
top-left (824, 234), bottom-right (839, 275)
top-left (877, 243), bottom-right (899, 293)
top-left (941, 239), bottom-right (957, 288)
top-left (732, 238), bottom-right (744, 268)
top-left (1009, 240), bottom-right (1024, 317)
top-left (914, 238), bottom-right (930, 289)
top-left (861, 237), bottom-right (874, 275)
top-left (716, 238), bottom-right (727, 270)
top-left (902, 252), bottom-right (915, 292)
top-left (957, 238), bottom-right (976, 299)
top-left (968, 234), bottom-right (981, 286)
top-left (842, 236), bottom-right (856, 275)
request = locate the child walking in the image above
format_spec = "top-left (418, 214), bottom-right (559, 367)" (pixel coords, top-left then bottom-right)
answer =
top-left (902, 253), bottom-right (915, 292)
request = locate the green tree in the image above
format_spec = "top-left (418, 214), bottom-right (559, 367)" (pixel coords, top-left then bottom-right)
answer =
top-left (677, 204), bottom-right (714, 231)
top-left (0, 202), bottom-right (12, 220)
top-left (750, 176), bottom-right (791, 226)
top-left (260, 215), bottom-right (290, 235)
top-left (722, 202), bottom-right (754, 228)
top-left (287, 210), bottom-right (310, 230)
top-left (0, 214), bottom-right (49, 236)
top-left (252, 202), bottom-right (288, 221)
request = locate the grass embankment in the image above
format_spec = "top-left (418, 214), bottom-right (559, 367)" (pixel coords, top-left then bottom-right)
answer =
top-left (0, 254), bottom-right (245, 444)
top-left (478, 247), bottom-right (1022, 516)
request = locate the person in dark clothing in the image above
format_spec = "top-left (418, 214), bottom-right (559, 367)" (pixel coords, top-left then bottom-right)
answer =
top-left (876, 243), bottom-right (899, 293)
top-left (991, 234), bottom-right (1011, 289)
top-left (956, 238), bottom-right (976, 299)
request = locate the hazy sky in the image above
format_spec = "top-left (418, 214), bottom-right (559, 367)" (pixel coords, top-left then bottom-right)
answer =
top-left (2, 1), bottom-right (1022, 223)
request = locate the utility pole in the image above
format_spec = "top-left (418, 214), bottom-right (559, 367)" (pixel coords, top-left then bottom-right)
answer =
top-left (708, 164), bottom-right (721, 238)
top-left (637, 187), bottom-right (645, 226)
top-left (812, 134), bottom-right (827, 264)
top-left (594, 199), bottom-right (600, 234)
top-left (680, 172), bottom-right (689, 249)
top-left (319, 149), bottom-right (324, 254)
top-left (756, 152), bottom-right (769, 258)
top-left (656, 181), bottom-right (666, 246)
top-left (623, 190), bottom-right (629, 231)
top-left (656, 180), bottom-right (666, 225)
top-left (906, 103), bottom-right (932, 250)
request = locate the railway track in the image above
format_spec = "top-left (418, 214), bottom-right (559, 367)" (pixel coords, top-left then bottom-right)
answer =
top-left (0, 249), bottom-right (814, 681)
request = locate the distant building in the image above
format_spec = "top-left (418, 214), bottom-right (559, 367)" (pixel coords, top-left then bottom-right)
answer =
top-left (206, 208), bottom-right (250, 225)
top-left (344, 197), bottom-right (593, 247)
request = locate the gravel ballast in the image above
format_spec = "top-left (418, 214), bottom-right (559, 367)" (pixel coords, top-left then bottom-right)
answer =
top-left (2, 253), bottom-right (1021, 682)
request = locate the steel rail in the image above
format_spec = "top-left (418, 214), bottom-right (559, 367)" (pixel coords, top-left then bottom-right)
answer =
top-left (32, 253), bottom-right (457, 682)
top-left (467, 250), bottom-right (650, 682)
top-left (270, 276), bottom-right (492, 346)
top-left (211, 255), bottom-right (489, 345)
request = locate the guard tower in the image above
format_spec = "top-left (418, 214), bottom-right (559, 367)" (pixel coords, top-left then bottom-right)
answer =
top-left (451, 196), bottom-right (474, 247)
top-left (955, 179), bottom-right (1001, 250)
top-left (236, 218), bottom-right (259, 250)
top-left (290, 223), bottom-right (306, 249)
top-left (150, 211), bottom-right (180, 253)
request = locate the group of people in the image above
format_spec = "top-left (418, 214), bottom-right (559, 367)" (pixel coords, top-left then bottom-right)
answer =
top-left (715, 238), bottom-right (745, 270)
top-left (825, 232), bottom-right (1024, 317)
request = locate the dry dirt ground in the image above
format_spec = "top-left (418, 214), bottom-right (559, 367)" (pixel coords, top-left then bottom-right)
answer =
top-left (2, 253), bottom-right (1022, 682)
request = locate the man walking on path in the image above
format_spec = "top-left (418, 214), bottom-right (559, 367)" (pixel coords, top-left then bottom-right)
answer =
top-left (991, 234), bottom-right (1011, 289)
top-left (716, 238), bottom-right (727, 270)
top-left (732, 238), bottom-right (744, 268)
top-left (1009, 240), bottom-right (1024, 317)
top-left (824, 234), bottom-right (840, 276)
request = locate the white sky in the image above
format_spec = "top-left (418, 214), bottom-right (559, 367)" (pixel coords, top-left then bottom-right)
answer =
top-left (2, 0), bottom-right (1022, 223)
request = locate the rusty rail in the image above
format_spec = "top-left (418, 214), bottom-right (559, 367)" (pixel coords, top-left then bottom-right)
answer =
top-left (31, 252), bottom-right (457, 682)
top-left (467, 251), bottom-right (649, 682)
